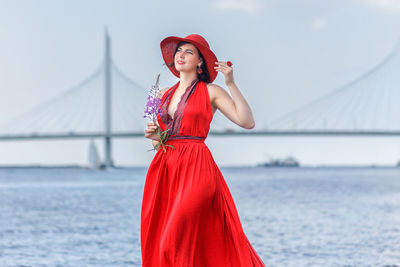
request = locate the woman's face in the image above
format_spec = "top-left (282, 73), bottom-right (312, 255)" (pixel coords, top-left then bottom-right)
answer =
top-left (174, 43), bottom-right (203, 74)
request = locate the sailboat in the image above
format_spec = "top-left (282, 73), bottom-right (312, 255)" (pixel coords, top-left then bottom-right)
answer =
top-left (88, 139), bottom-right (102, 169)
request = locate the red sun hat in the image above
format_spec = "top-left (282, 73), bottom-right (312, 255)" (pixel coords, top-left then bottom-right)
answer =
top-left (160, 34), bottom-right (218, 83)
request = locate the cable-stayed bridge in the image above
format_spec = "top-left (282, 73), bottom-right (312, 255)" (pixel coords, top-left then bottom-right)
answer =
top-left (266, 38), bottom-right (400, 135)
top-left (0, 31), bottom-right (234, 167)
top-left (0, 32), bottom-right (399, 167)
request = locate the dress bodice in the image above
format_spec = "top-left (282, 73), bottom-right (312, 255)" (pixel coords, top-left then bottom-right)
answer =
top-left (157, 79), bottom-right (213, 140)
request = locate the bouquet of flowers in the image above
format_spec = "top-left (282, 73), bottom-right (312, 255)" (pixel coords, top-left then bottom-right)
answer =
top-left (144, 74), bottom-right (174, 152)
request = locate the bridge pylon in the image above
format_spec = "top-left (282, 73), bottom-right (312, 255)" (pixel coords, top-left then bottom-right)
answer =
top-left (103, 28), bottom-right (113, 168)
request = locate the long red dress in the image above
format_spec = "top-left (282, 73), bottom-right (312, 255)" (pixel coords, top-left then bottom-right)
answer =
top-left (141, 79), bottom-right (267, 267)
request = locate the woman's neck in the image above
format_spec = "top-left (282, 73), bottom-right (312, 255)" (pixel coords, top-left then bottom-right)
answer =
top-left (178, 72), bottom-right (198, 90)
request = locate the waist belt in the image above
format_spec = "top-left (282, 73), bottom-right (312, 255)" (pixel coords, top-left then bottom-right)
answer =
top-left (166, 135), bottom-right (205, 143)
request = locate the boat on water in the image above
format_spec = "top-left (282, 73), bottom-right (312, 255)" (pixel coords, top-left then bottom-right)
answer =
top-left (259, 156), bottom-right (300, 167)
top-left (87, 139), bottom-right (103, 169)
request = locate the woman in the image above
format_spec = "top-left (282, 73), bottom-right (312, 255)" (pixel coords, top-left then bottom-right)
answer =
top-left (141, 34), bottom-right (266, 267)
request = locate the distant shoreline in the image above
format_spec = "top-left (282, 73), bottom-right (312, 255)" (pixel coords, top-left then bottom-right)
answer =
top-left (0, 164), bottom-right (399, 169)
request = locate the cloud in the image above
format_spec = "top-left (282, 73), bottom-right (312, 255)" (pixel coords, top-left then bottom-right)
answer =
top-left (366, 0), bottom-right (400, 11)
top-left (209, 0), bottom-right (263, 14)
top-left (311, 17), bottom-right (327, 31)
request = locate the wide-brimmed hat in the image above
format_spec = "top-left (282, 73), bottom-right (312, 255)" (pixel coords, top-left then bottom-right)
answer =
top-left (160, 34), bottom-right (218, 83)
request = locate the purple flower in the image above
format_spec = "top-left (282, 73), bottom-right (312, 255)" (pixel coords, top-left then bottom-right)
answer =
top-left (144, 74), bottom-right (162, 121)
top-left (144, 74), bottom-right (174, 153)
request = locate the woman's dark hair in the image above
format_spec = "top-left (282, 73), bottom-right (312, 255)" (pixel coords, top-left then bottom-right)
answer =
top-left (167, 41), bottom-right (210, 83)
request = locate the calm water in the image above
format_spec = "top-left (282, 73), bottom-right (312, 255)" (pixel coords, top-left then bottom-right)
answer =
top-left (0, 166), bottom-right (399, 266)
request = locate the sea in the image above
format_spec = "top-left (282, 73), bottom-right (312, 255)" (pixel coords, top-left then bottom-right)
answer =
top-left (0, 166), bottom-right (399, 267)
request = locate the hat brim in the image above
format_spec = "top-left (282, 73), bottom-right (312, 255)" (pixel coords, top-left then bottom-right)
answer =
top-left (160, 36), bottom-right (218, 83)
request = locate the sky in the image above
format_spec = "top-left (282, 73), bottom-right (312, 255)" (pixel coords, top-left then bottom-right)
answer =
top-left (0, 0), bottom-right (400, 167)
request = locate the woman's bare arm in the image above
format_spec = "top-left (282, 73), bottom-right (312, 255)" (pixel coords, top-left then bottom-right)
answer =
top-left (152, 139), bottom-right (160, 151)
top-left (211, 61), bottom-right (255, 129)
top-left (208, 82), bottom-right (255, 129)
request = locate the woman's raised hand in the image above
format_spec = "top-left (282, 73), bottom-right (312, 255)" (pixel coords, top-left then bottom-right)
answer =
top-left (214, 61), bottom-right (234, 85)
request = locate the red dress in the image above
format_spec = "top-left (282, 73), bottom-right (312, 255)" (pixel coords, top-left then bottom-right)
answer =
top-left (141, 79), bottom-right (266, 267)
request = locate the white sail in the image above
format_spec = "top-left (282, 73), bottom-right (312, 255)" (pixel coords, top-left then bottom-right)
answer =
top-left (88, 139), bottom-right (102, 169)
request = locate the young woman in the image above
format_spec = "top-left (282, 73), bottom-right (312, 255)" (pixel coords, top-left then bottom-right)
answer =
top-left (141, 34), bottom-right (266, 266)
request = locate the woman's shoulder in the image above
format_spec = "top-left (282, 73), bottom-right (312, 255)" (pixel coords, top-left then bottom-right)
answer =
top-left (205, 82), bottom-right (226, 105)
top-left (205, 81), bottom-right (224, 89)
top-left (205, 82), bottom-right (225, 95)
